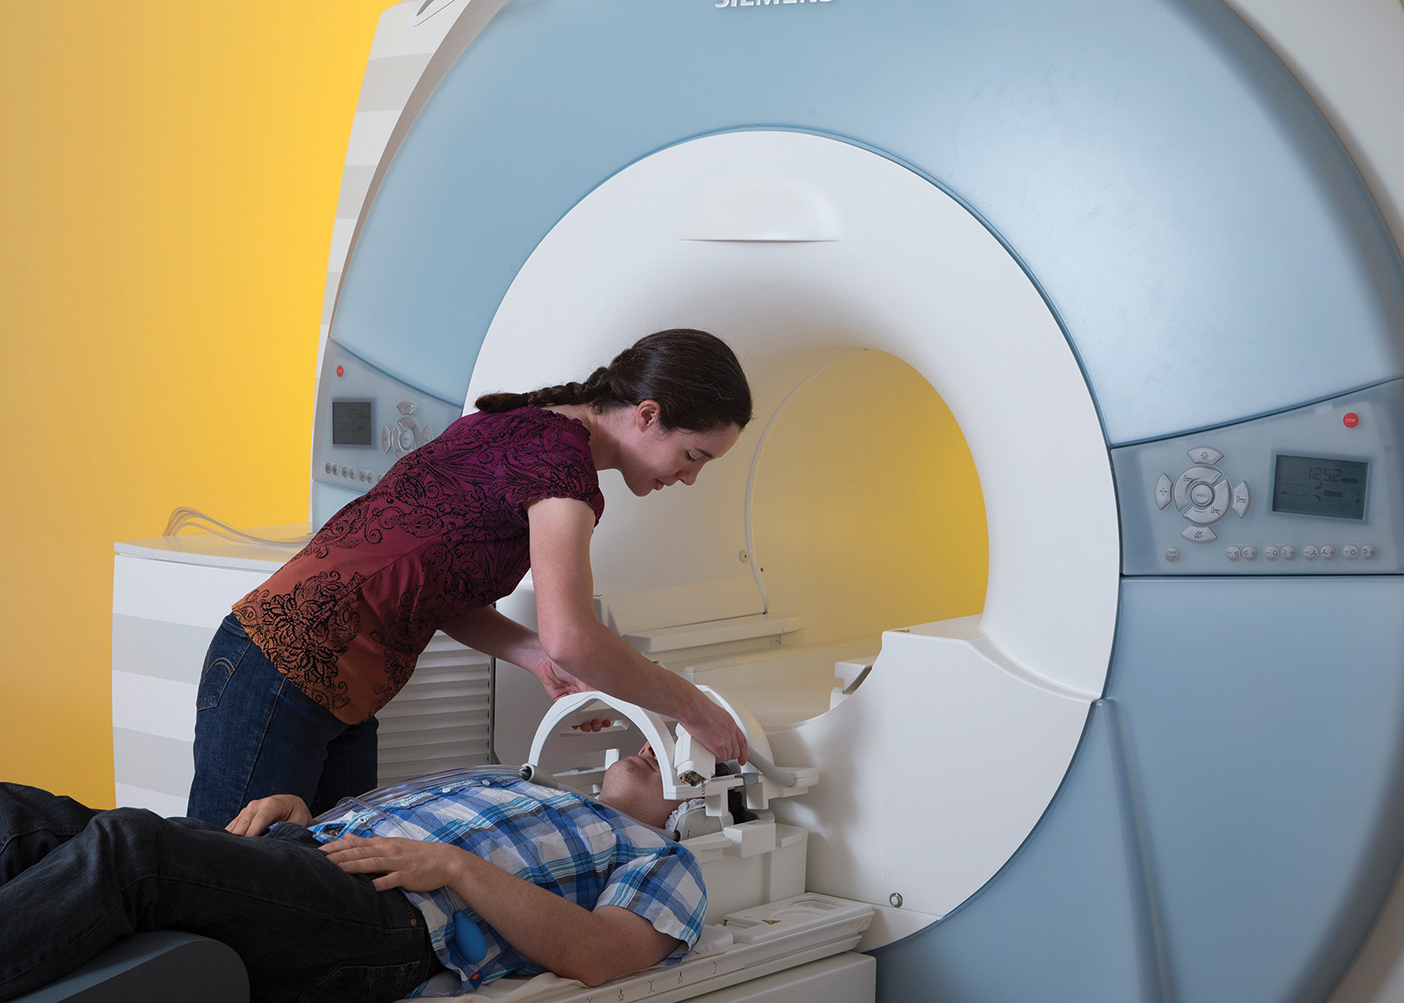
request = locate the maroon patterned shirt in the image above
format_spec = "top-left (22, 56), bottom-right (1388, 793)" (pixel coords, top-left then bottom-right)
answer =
top-left (233, 407), bottom-right (604, 723)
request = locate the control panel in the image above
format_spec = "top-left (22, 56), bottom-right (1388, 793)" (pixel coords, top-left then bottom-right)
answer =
top-left (1112, 380), bottom-right (1404, 575)
top-left (311, 339), bottom-right (465, 514)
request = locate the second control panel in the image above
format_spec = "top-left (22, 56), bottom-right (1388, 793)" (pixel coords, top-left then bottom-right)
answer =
top-left (1112, 380), bottom-right (1403, 575)
top-left (311, 341), bottom-right (466, 500)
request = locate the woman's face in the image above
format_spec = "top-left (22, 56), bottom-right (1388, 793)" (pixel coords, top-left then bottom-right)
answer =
top-left (618, 402), bottom-right (741, 497)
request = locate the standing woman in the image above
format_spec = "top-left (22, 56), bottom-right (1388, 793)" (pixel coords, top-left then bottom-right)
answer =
top-left (189, 330), bottom-right (752, 826)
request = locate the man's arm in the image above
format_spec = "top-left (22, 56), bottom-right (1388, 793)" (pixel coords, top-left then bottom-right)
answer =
top-left (321, 835), bottom-right (682, 986)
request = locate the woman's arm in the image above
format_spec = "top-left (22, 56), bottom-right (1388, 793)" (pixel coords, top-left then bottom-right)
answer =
top-left (439, 606), bottom-right (543, 667)
top-left (526, 497), bottom-right (748, 764)
top-left (321, 835), bottom-right (681, 986)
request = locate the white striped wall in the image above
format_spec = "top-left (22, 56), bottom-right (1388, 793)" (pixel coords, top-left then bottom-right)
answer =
top-left (112, 551), bottom-right (492, 815)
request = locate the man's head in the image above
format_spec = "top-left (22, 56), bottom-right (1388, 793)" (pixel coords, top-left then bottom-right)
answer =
top-left (597, 743), bottom-right (687, 829)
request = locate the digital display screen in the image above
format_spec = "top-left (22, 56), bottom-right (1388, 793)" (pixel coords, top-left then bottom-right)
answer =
top-left (1272, 454), bottom-right (1368, 520)
top-left (332, 401), bottom-right (374, 446)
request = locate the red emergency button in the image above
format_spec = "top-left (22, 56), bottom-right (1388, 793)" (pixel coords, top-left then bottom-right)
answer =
top-left (1343, 412), bottom-right (1359, 428)
top-left (336, 365), bottom-right (344, 377)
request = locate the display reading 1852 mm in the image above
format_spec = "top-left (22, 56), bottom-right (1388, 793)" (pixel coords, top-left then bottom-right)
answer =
top-left (332, 400), bottom-right (374, 446)
top-left (1272, 454), bottom-right (1368, 520)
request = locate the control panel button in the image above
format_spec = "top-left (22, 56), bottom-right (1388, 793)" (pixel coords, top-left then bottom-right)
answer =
top-left (1344, 545), bottom-right (1359, 560)
top-left (1188, 446), bottom-right (1223, 465)
top-left (1303, 545), bottom-right (1318, 560)
top-left (398, 427), bottom-right (415, 451)
top-left (1173, 465), bottom-right (1223, 510)
top-left (1281, 545), bottom-right (1297, 560)
top-left (1264, 546), bottom-right (1279, 560)
top-left (1182, 525), bottom-right (1216, 543)
top-left (1241, 546), bottom-right (1258, 560)
top-left (397, 400), bottom-right (417, 416)
top-left (324, 462), bottom-right (334, 475)
top-left (1183, 480), bottom-right (1231, 525)
top-left (1361, 544), bottom-right (1378, 560)
top-left (1164, 548), bottom-right (1180, 563)
top-left (1231, 481), bottom-right (1250, 518)
top-left (1210, 480), bottom-right (1230, 520)
top-left (1320, 545), bottom-right (1336, 560)
top-left (1226, 546), bottom-right (1241, 560)
top-left (381, 426), bottom-right (392, 453)
top-left (1155, 473), bottom-right (1172, 509)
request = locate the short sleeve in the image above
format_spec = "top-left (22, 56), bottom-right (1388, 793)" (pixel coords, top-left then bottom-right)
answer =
top-left (498, 421), bottom-right (605, 526)
top-left (595, 845), bottom-right (707, 964)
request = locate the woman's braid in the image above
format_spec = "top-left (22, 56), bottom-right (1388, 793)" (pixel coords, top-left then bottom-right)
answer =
top-left (474, 330), bottom-right (752, 432)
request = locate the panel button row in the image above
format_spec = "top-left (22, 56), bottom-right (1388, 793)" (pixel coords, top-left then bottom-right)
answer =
top-left (1166, 543), bottom-right (1380, 562)
top-left (1255, 544), bottom-right (1375, 561)
top-left (323, 462), bottom-right (379, 485)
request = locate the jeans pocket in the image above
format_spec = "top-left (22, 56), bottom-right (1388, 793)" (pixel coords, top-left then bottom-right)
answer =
top-left (196, 655), bottom-right (238, 711)
top-left (296, 961), bottom-right (429, 1003)
top-left (196, 620), bottom-right (251, 711)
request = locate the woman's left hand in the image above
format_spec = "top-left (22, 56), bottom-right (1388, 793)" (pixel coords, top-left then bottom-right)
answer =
top-left (321, 835), bottom-right (467, 893)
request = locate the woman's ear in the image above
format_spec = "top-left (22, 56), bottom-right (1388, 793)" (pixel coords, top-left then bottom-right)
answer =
top-left (634, 399), bottom-right (662, 432)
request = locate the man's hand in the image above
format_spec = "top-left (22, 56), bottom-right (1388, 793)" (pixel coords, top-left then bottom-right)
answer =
top-left (225, 794), bottom-right (312, 836)
top-left (321, 835), bottom-right (469, 893)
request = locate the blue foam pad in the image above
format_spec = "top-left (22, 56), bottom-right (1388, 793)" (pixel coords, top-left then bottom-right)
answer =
top-left (11, 932), bottom-right (248, 1003)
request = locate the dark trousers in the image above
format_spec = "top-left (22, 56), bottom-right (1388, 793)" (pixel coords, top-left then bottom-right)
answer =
top-left (0, 784), bottom-right (439, 1003)
top-left (189, 613), bottom-right (380, 827)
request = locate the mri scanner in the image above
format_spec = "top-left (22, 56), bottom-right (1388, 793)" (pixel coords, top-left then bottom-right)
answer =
top-left (102, 0), bottom-right (1404, 1000)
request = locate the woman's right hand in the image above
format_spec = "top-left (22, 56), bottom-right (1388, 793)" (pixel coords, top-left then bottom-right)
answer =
top-left (680, 696), bottom-right (750, 765)
top-left (530, 657), bottom-right (591, 701)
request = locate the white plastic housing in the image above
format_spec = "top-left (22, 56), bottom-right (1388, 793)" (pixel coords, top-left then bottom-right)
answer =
top-left (473, 131), bottom-right (1120, 946)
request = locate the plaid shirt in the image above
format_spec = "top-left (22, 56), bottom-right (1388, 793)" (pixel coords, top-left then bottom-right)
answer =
top-left (309, 770), bottom-right (706, 993)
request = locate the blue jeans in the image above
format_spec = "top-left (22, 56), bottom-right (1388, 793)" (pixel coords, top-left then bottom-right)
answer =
top-left (0, 783), bottom-right (439, 1003)
top-left (189, 614), bottom-right (380, 827)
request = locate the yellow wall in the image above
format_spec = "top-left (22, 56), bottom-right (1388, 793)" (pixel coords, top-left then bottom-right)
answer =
top-left (0, 2), bottom-right (395, 805)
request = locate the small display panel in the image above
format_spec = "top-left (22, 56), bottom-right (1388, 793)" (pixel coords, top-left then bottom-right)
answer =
top-left (1272, 454), bottom-right (1368, 520)
top-left (332, 400), bottom-right (374, 446)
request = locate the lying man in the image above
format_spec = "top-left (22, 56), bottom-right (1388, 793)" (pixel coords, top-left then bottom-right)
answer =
top-left (0, 745), bottom-right (699, 1003)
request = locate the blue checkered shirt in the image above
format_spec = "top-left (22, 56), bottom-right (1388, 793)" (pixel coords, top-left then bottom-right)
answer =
top-left (308, 770), bottom-right (706, 993)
